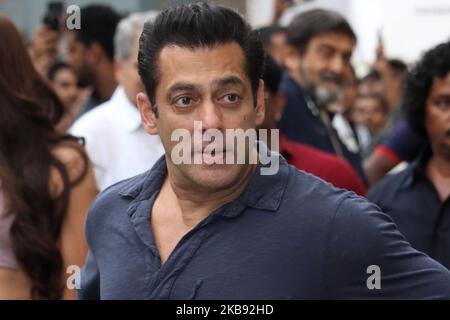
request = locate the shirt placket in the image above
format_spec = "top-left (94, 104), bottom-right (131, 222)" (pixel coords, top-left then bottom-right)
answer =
top-left (146, 213), bottom-right (219, 299)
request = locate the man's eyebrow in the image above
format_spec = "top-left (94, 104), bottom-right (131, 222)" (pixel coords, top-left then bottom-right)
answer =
top-left (433, 93), bottom-right (450, 99)
top-left (166, 82), bottom-right (199, 98)
top-left (318, 44), bottom-right (335, 51)
top-left (212, 76), bottom-right (245, 89)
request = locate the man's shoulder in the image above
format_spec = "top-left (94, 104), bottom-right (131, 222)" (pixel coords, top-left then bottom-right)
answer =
top-left (283, 165), bottom-right (358, 213)
top-left (367, 166), bottom-right (412, 202)
top-left (277, 166), bottom-right (382, 250)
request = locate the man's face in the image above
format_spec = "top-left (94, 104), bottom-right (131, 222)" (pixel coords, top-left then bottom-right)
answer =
top-left (357, 78), bottom-right (384, 96)
top-left (425, 72), bottom-right (450, 156)
top-left (287, 32), bottom-right (354, 108)
top-left (268, 32), bottom-right (287, 67)
top-left (139, 43), bottom-right (265, 191)
top-left (353, 96), bottom-right (386, 135)
top-left (66, 32), bottom-right (93, 86)
top-left (116, 31), bottom-right (144, 106)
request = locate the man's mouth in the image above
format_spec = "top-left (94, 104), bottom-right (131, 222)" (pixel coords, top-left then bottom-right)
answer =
top-left (200, 149), bottom-right (230, 165)
top-left (319, 72), bottom-right (345, 87)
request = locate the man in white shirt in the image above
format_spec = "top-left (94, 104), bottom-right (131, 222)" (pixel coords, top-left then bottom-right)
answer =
top-left (70, 12), bottom-right (164, 191)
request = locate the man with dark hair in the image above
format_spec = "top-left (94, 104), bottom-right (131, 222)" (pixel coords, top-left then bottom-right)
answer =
top-left (363, 42), bottom-right (409, 160)
top-left (66, 5), bottom-right (121, 116)
top-left (257, 25), bottom-right (287, 67)
top-left (358, 71), bottom-right (384, 96)
top-left (79, 3), bottom-right (450, 299)
top-left (279, 9), bottom-right (366, 182)
top-left (363, 45), bottom-right (411, 185)
top-left (368, 41), bottom-right (450, 269)
top-left (388, 59), bottom-right (408, 79)
top-left (353, 94), bottom-right (389, 137)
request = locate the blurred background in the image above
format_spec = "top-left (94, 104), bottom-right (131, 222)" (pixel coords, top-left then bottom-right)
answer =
top-left (2, 0), bottom-right (450, 73)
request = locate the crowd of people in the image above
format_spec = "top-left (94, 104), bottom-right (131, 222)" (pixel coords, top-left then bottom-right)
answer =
top-left (0, 1), bottom-right (450, 299)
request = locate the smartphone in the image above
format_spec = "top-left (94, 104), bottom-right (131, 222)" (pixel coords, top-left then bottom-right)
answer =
top-left (43, 2), bottom-right (64, 31)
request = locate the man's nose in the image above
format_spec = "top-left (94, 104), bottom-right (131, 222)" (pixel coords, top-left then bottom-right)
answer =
top-left (200, 100), bottom-right (223, 131)
top-left (329, 55), bottom-right (346, 76)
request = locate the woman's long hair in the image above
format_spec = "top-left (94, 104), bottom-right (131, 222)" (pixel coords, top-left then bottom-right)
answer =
top-left (0, 14), bottom-right (87, 299)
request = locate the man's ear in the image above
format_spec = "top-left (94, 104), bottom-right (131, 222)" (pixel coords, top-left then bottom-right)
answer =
top-left (137, 93), bottom-right (159, 135)
top-left (255, 79), bottom-right (266, 126)
top-left (274, 92), bottom-right (286, 122)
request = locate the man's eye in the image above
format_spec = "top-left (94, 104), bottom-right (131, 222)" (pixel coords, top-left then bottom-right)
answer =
top-left (221, 94), bottom-right (241, 104)
top-left (434, 98), bottom-right (450, 111)
top-left (318, 47), bottom-right (334, 58)
top-left (174, 96), bottom-right (194, 107)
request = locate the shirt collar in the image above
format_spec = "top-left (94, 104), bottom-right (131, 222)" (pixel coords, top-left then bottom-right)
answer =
top-left (401, 144), bottom-right (432, 190)
top-left (118, 147), bottom-right (290, 218)
top-left (110, 86), bottom-right (142, 132)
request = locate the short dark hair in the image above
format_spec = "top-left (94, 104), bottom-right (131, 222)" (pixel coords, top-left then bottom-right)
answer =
top-left (358, 71), bottom-right (381, 86)
top-left (257, 25), bottom-right (286, 50)
top-left (138, 2), bottom-right (265, 109)
top-left (75, 5), bottom-right (121, 61)
top-left (47, 61), bottom-right (74, 81)
top-left (389, 59), bottom-right (408, 75)
top-left (286, 9), bottom-right (356, 54)
top-left (262, 55), bottom-right (282, 95)
top-left (403, 41), bottom-right (450, 138)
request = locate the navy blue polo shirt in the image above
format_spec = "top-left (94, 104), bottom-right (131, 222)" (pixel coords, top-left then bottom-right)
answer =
top-left (78, 154), bottom-right (450, 299)
top-left (278, 72), bottom-right (366, 182)
top-left (368, 146), bottom-right (450, 269)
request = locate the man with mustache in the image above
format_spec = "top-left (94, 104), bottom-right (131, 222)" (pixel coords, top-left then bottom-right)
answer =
top-left (279, 9), bottom-right (366, 182)
top-left (368, 41), bottom-right (450, 270)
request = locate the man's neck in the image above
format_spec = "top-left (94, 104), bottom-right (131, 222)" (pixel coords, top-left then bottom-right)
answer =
top-left (164, 163), bottom-right (257, 228)
top-left (95, 61), bottom-right (117, 102)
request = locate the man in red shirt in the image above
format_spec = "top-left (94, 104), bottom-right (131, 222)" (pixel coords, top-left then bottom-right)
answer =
top-left (261, 56), bottom-right (367, 195)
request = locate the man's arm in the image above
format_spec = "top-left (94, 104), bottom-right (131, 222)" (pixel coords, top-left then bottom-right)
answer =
top-left (322, 194), bottom-right (450, 299)
top-left (77, 201), bottom-right (102, 300)
top-left (78, 250), bottom-right (101, 300)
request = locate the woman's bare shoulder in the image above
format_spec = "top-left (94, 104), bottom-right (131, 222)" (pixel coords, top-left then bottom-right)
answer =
top-left (49, 140), bottom-right (94, 197)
